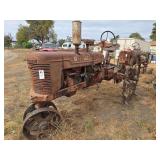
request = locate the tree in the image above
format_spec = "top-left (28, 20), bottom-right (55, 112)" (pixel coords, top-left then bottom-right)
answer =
top-left (26, 20), bottom-right (56, 44)
top-left (16, 25), bottom-right (30, 43)
top-left (48, 28), bottom-right (57, 44)
top-left (66, 36), bottom-right (72, 42)
top-left (58, 39), bottom-right (65, 47)
top-left (150, 23), bottom-right (156, 41)
top-left (4, 34), bottom-right (12, 48)
top-left (129, 32), bottom-right (145, 40)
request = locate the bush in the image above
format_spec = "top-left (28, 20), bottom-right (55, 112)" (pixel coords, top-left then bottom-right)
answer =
top-left (4, 34), bottom-right (12, 48)
top-left (14, 42), bottom-right (22, 48)
top-left (22, 42), bottom-right (33, 48)
top-left (15, 41), bottom-right (33, 48)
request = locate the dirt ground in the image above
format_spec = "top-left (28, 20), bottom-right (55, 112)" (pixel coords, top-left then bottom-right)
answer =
top-left (4, 49), bottom-right (156, 140)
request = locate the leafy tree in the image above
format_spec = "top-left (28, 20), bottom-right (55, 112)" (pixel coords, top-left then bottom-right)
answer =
top-left (16, 25), bottom-right (30, 44)
top-left (26, 20), bottom-right (56, 44)
top-left (58, 39), bottom-right (65, 47)
top-left (4, 34), bottom-right (12, 48)
top-left (150, 23), bottom-right (156, 41)
top-left (129, 32), bottom-right (145, 40)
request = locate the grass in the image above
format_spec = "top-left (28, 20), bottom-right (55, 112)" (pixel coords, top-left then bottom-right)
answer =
top-left (4, 49), bottom-right (156, 140)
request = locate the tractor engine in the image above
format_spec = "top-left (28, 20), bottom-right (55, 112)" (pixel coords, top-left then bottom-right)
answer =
top-left (27, 50), bottom-right (103, 102)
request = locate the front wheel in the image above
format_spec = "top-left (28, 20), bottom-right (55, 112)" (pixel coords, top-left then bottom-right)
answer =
top-left (22, 102), bottom-right (61, 140)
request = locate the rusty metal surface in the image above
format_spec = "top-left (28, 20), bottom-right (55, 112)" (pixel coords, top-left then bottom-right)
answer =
top-left (118, 50), bottom-right (133, 65)
top-left (118, 48), bottom-right (142, 104)
top-left (27, 47), bottom-right (142, 106)
top-left (29, 63), bottom-right (52, 95)
top-left (27, 50), bottom-right (104, 103)
top-left (26, 42), bottom-right (144, 104)
top-left (27, 50), bottom-right (103, 67)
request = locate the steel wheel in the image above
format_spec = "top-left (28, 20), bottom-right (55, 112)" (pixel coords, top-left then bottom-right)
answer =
top-left (23, 104), bottom-right (36, 120)
top-left (122, 64), bottom-right (140, 104)
top-left (23, 107), bottom-right (61, 140)
top-left (23, 102), bottom-right (57, 120)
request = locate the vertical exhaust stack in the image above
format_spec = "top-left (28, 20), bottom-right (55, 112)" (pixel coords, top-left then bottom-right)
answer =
top-left (72, 21), bottom-right (81, 54)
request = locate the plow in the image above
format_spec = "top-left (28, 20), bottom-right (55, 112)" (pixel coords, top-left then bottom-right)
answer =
top-left (22, 21), bottom-right (149, 139)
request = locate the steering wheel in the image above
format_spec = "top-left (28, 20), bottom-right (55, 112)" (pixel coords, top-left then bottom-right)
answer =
top-left (100, 30), bottom-right (116, 42)
top-left (132, 42), bottom-right (140, 50)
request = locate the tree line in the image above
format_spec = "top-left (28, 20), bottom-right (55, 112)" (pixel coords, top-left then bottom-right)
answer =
top-left (4, 20), bottom-right (57, 48)
top-left (4, 21), bottom-right (156, 48)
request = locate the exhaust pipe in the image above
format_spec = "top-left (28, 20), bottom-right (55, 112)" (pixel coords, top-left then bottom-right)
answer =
top-left (72, 21), bottom-right (81, 54)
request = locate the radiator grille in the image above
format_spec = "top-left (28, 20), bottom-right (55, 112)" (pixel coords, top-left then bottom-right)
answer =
top-left (29, 63), bottom-right (52, 94)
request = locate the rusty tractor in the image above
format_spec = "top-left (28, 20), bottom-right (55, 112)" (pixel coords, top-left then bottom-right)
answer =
top-left (23, 21), bottom-right (148, 139)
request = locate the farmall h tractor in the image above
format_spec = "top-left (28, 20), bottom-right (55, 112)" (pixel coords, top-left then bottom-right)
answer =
top-left (22, 21), bottom-right (148, 139)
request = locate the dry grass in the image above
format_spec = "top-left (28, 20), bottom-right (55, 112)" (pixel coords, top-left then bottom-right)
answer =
top-left (4, 49), bottom-right (156, 140)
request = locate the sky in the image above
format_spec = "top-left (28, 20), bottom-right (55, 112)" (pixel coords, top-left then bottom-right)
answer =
top-left (4, 20), bottom-right (155, 41)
